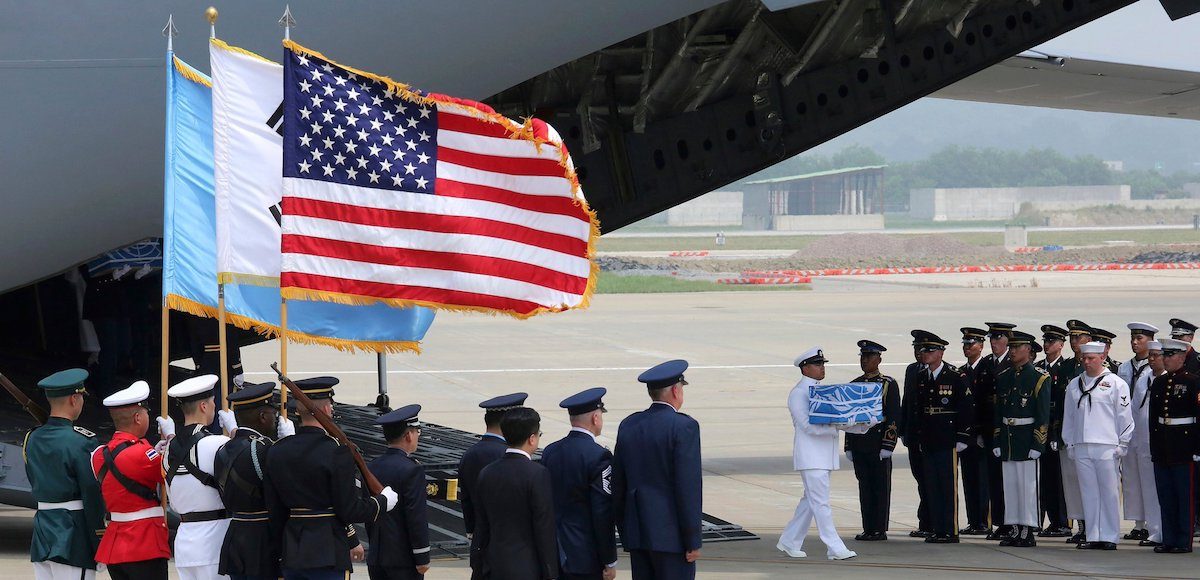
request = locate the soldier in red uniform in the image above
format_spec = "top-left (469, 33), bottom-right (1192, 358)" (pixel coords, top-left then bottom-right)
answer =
top-left (91, 380), bottom-right (171, 580)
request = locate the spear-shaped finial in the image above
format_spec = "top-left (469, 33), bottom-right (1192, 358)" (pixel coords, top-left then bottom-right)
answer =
top-left (279, 5), bottom-right (296, 40)
top-left (162, 14), bottom-right (179, 51)
top-left (205, 6), bottom-right (218, 39)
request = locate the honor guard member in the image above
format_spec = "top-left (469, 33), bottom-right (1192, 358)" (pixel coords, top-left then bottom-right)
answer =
top-left (162, 374), bottom-right (236, 580)
top-left (458, 392), bottom-right (528, 538)
top-left (613, 360), bottom-right (703, 579)
top-left (1062, 319), bottom-right (1095, 543)
top-left (908, 331), bottom-right (975, 543)
top-left (1148, 338), bottom-right (1200, 553)
top-left (1125, 339), bottom-right (1165, 548)
top-left (367, 405), bottom-right (431, 580)
top-left (992, 331), bottom-right (1049, 547)
top-left (1090, 328), bottom-right (1122, 373)
top-left (1168, 318), bottom-right (1200, 374)
top-left (898, 343), bottom-right (931, 537)
top-left (980, 322), bottom-right (1014, 540)
top-left (215, 382), bottom-right (295, 580)
top-left (25, 369), bottom-right (106, 580)
top-left (265, 376), bottom-right (399, 579)
top-left (1035, 325), bottom-right (1073, 538)
top-left (92, 381), bottom-right (170, 580)
top-left (541, 388), bottom-right (619, 580)
top-left (1062, 342), bottom-right (1134, 550)
top-left (1118, 323), bottom-right (1159, 543)
top-left (845, 340), bottom-right (899, 542)
top-left (778, 348), bottom-right (857, 560)
top-left (958, 327), bottom-right (992, 536)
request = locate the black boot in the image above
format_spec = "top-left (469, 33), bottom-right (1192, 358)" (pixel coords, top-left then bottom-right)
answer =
top-left (1068, 520), bottom-right (1087, 544)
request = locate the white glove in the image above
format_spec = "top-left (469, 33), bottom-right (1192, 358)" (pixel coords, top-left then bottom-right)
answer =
top-left (976, 435), bottom-right (985, 448)
top-left (1193, 455), bottom-right (1200, 462)
top-left (1115, 445), bottom-right (1128, 458)
top-left (879, 449), bottom-right (893, 460)
top-left (1029, 450), bottom-right (1041, 460)
top-left (1050, 441), bottom-right (1058, 452)
top-left (845, 451), bottom-right (854, 462)
top-left (156, 416), bottom-right (176, 439)
top-left (153, 439), bottom-right (169, 456)
top-left (992, 448), bottom-right (1001, 458)
top-left (277, 416), bottom-right (296, 439)
top-left (955, 442), bottom-right (967, 453)
top-left (96, 564), bottom-right (106, 574)
top-left (1066, 445), bottom-right (1076, 460)
top-left (217, 409), bottom-right (238, 434)
top-left (381, 486), bottom-right (399, 511)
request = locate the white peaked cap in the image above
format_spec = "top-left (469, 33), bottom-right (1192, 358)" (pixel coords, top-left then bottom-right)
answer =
top-left (103, 380), bottom-right (150, 407)
top-left (167, 374), bottom-right (219, 399)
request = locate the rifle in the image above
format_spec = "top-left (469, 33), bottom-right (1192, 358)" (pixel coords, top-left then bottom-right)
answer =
top-left (270, 363), bottom-right (383, 495)
top-left (0, 372), bottom-right (49, 424)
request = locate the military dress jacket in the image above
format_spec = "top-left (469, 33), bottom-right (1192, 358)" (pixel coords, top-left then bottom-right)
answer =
top-left (993, 363), bottom-right (1050, 461)
top-left (24, 417), bottom-right (105, 570)
top-left (265, 426), bottom-right (387, 572)
top-left (1036, 356), bottom-right (1073, 448)
top-left (1148, 370), bottom-right (1200, 465)
top-left (845, 372), bottom-right (900, 454)
top-left (366, 447), bottom-right (431, 571)
top-left (907, 363), bottom-right (975, 451)
top-left (89, 430), bottom-right (169, 565)
top-left (457, 434), bottom-right (507, 535)
top-left (540, 429), bottom-right (617, 576)
top-left (1185, 349), bottom-right (1200, 375)
top-left (214, 427), bottom-right (280, 578)
top-left (471, 452), bottom-right (558, 580)
top-left (973, 352), bottom-right (1009, 446)
top-left (899, 361), bottom-right (925, 445)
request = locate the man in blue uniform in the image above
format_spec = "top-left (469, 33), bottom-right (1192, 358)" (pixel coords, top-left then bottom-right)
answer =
top-left (368, 405), bottom-right (431, 580)
top-left (542, 388), bottom-right (618, 580)
top-left (457, 392), bottom-right (528, 539)
top-left (613, 360), bottom-right (702, 580)
top-left (1036, 324), bottom-right (1073, 538)
top-left (958, 327), bottom-right (991, 536)
top-left (25, 368), bottom-right (106, 580)
top-left (980, 322), bottom-right (1014, 541)
top-left (1148, 338), bottom-right (1200, 553)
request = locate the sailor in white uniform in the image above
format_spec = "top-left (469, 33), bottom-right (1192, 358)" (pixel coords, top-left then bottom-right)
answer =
top-left (1117, 323), bottom-right (1160, 544)
top-left (1062, 342), bottom-right (1135, 550)
top-left (778, 346), bottom-right (857, 561)
top-left (159, 375), bottom-right (238, 580)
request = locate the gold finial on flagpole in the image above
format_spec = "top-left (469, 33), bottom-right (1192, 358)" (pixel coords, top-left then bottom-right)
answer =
top-left (279, 5), bottom-right (296, 41)
top-left (205, 7), bottom-right (218, 39)
top-left (162, 15), bottom-right (179, 51)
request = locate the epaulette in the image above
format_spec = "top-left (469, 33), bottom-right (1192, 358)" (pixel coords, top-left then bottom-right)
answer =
top-left (73, 426), bottom-right (97, 438)
top-left (997, 366), bottom-right (1013, 375)
top-left (944, 363), bottom-right (958, 372)
top-left (880, 374), bottom-right (897, 383)
top-left (1032, 366), bottom-right (1049, 376)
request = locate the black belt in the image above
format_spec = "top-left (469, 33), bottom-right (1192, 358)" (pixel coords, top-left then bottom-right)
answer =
top-left (180, 509), bottom-right (228, 523)
top-left (290, 507), bottom-right (335, 518)
top-left (232, 510), bottom-right (269, 522)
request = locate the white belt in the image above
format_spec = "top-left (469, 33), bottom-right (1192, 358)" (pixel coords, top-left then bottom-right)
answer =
top-left (1158, 417), bottom-right (1197, 425)
top-left (1003, 417), bottom-right (1035, 426)
top-left (109, 506), bottom-right (164, 523)
top-left (37, 500), bottom-right (83, 511)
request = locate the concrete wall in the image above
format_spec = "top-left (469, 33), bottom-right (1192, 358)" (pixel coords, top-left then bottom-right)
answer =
top-left (909, 185), bottom-right (1131, 221)
top-left (1029, 199), bottom-right (1200, 212)
top-left (773, 214), bottom-right (884, 231)
top-left (742, 184), bottom-right (773, 230)
top-left (666, 191), bottom-right (743, 226)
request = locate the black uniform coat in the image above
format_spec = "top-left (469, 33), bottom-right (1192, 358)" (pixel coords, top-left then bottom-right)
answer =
top-left (1185, 349), bottom-right (1200, 375)
top-left (457, 434), bottom-right (507, 535)
top-left (909, 363), bottom-right (976, 450)
top-left (1149, 370), bottom-right (1200, 465)
top-left (214, 427), bottom-right (280, 578)
top-left (367, 447), bottom-right (431, 573)
top-left (265, 426), bottom-right (387, 572)
top-left (846, 372), bottom-right (900, 454)
top-left (899, 361), bottom-right (925, 445)
top-left (471, 451), bottom-right (558, 580)
top-left (1037, 357), bottom-right (1073, 448)
top-left (540, 430), bottom-right (617, 576)
top-left (974, 352), bottom-right (1009, 446)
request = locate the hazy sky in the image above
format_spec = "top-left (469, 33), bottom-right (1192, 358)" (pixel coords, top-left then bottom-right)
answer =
top-left (1039, 1), bottom-right (1200, 69)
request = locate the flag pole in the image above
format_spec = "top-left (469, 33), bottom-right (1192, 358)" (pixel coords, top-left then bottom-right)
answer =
top-left (206, 6), bottom-right (230, 411)
top-left (278, 5), bottom-right (295, 408)
top-left (160, 14), bottom-right (178, 420)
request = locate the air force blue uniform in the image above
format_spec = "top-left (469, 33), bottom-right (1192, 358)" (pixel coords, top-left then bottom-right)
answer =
top-left (613, 361), bottom-right (702, 580)
top-left (368, 405), bottom-right (431, 580)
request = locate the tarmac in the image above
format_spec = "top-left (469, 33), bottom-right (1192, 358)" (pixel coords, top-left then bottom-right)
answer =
top-left (3, 269), bottom-right (1199, 578)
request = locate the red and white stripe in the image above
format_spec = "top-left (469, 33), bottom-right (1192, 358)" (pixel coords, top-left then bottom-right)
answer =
top-left (282, 105), bottom-right (594, 315)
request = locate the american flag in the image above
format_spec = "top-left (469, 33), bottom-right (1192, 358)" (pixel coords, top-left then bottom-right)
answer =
top-left (280, 44), bottom-right (597, 317)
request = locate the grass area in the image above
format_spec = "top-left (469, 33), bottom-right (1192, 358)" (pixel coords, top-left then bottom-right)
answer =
top-left (1030, 229), bottom-right (1200, 247)
top-left (596, 272), bottom-right (810, 294)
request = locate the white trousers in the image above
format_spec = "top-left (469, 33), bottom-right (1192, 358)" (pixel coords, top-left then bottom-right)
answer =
top-left (1061, 450), bottom-right (1084, 520)
top-left (177, 564), bottom-right (228, 580)
top-left (1002, 460), bottom-right (1039, 527)
top-left (780, 469), bottom-right (850, 555)
top-left (1072, 443), bottom-right (1122, 544)
top-left (1121, 448), bottom-right (1162, 541)
top-left (33, 562), bottom-right (95, 580)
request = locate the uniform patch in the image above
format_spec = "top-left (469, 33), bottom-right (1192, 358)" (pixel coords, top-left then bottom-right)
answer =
top-left (146, 448), bottom-right (159, 460)
top-left (602, 465), bottom-right (612, 495)
top-left (73, 426), bottom-right (96, 438)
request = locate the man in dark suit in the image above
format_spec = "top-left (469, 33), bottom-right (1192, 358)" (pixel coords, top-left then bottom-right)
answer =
top-left (613, 359), bottom-right (703, 580)
top-left (458, 393), bottom-right (528, 538)
top-left (899, 345), bottom-right (930, 537)
top-left (472, 408), bottom-right (558, 580)
top-left (957, 327), bottom-right (991, 536)
top-left (845, 340), bottom-right (900, 541)
top-left (980, 322), bottom-right (1014, 540)
top-left (367, 405), bottom-right (431, 580)
top-left (542, 388), bottom-right (618, 580)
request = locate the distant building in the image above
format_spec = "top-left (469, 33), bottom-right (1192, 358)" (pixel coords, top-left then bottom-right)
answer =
top-left (665, 191), bottom-right (743, 226)
top-left (1103, 160), bottom-right (1124, 172)
top-left (1184, 183), bottom-right (1200, 199)
top-left (909, 185), bottom-right (1130, 221)
top-left (742, 166), bottom-right (886, 231)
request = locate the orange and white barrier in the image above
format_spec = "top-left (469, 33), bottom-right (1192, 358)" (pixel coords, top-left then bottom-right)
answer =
top-left (741, 262), bottom-right (1200, 278)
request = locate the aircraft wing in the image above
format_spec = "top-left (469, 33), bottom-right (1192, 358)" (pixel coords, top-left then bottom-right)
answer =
top-left (933, 53), bottom-right (1200, 121)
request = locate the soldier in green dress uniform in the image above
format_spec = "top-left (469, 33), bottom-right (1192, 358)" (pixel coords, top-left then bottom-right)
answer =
top-left (24, 368), bottom-right (106, 580)
top-left (992, 331), bottom-right (1050, 548)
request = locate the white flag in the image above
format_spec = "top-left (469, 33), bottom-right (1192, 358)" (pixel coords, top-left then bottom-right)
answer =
top-left (211, 39), bottom-right (284, 285)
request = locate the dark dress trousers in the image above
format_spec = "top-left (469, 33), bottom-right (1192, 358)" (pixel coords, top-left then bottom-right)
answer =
top-left (910, 363), bottom-right (976, 538)
top-left (958, 359), bottom-right (990, 529)
top-left (541, 430), bottom-right (618, 579)
top-left (1036, 356), bottom-right (1071, 531)
top-left (214, 427), bottom-right (281, 580)
top-left (900, 361), bottom-right (930, 532)
top-left (845, 372), bottom-right (899, 534)
top-left (367, 448), bottom-right (431, 580)
top-left (977, 352), bottom-right (1009, 528)
top-left (457, 434), bottom-right (508, 535)
top-left (612, 403), bottom-right (702, 580)
top-left (471, 451), bottom-right (558, 580)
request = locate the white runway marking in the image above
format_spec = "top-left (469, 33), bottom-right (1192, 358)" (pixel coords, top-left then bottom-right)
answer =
top-left (242, 362), bottom-right (910, 376)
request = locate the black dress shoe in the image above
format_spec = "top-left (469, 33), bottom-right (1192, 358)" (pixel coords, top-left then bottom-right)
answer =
top-left (1154, 545), bottom-right (1171, 553)
top-left (1123, 529), bottom-right (1149, 541)
top-left (855, 532), bottom-right (887, 541)
top-left (960, 525), bottom-right (990, 536)
top-left (925, 534), bottom-right (959, 543)
top-left (1038, 526), bottom-right (1072, 537)
top-left (909, 530), bottom-right (931, 538)
top-left (1152, 545), bottom-right (1190, 553)
top-left (1067, 532), bottom-right (1086, 544)
top-left (1170, 547), bottom-right (1192, 554)
top-left (1076, 541), bottom-right (1095, 550)
top-left (1139, 540), bottom-right (1162, 547)
top-left (998, 537), bottom-right (1015, 547)
top-left (986, 526), bottom-right (1011, 540)
top-left (1013, 536), bottom-right (1037, 548)
top-left (1098, 542), bottom-right (1117, 550)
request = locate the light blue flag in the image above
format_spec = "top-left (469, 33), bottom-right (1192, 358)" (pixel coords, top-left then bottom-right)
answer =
top-left (162, 53), bottom-right (434, 352)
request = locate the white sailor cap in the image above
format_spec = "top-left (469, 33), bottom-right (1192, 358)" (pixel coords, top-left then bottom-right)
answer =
top-left (794, 346), bottom-right (828, 367)
top-left (1147, 340), bottom-right (1163, 352)
top-left (167, 374), bottom-right (219, 403)
top-left (1079, 341), bottom-right (1106, 354)
top-left (1161, 338), bottom-right (1192, 355)
top-left (103, 380), bottom-right (150, 408)
top-left (1127, 322), bottom-right (1159, 336)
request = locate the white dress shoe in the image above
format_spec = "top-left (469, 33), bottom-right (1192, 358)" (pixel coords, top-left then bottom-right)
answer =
top-left (828, 549), bottom-right (858, 560)
top-left (776, 541), bottom-right (807, 558)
